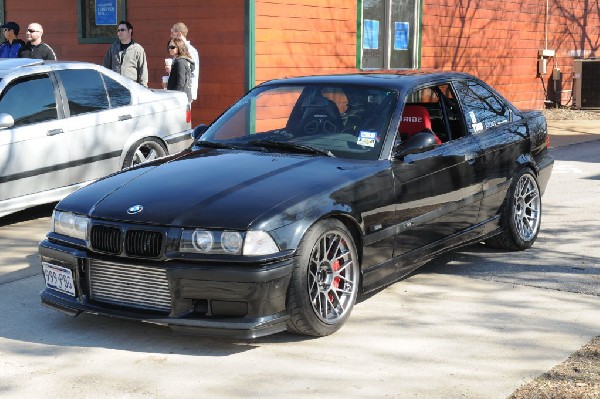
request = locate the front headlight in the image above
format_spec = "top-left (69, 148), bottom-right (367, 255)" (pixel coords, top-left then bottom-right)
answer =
top-left (52, 210), bottom-right (89, 240)
top-left (180, 229), bottom-right (279, 256)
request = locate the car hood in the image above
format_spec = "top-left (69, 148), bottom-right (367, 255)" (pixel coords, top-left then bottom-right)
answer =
top-left (59, 149), bottom-right (380, 229)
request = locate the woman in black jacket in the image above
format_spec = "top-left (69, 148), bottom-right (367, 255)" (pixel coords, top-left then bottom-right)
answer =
top-left (166, 38), bottom-right (195, 103)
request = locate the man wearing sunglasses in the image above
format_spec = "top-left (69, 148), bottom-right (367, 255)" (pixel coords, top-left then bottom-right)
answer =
top-left (0, 21), bottom-right (25, 58)
top-left (17, 22), bottom-right (56, 60)
top-left (103, 20), bottom-right (148, 87)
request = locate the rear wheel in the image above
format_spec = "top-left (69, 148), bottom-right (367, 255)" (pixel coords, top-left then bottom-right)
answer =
top-left (286, 219), bottom-right (360, 337)
top-left (486, 168), bottom-right (541, 250)
top-left (122, 138), bottom-right (167, 168)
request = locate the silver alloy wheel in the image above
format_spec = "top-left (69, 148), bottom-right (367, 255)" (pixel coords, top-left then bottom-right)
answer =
top-left (131, 140), bottom-right (166, 166)
top-left (307, 230), bottom-right (359, 324)
top-left (512, 173), bottom-right (541, 241)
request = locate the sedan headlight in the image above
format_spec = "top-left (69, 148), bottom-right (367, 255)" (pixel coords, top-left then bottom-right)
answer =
top-left (52, 211), bottom-right (89, 240)
top-left (180, 229), bottom-right (279, 256)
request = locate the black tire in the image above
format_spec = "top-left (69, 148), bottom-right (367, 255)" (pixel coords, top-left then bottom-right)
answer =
top-left (486, 168), bottom-right (542, 250)
top-left (122, 138), bottom-right (167, 169)
top-left (286, 219), bottom-right (360, 337)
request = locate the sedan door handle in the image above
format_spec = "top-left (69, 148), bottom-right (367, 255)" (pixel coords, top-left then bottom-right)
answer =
top-left (118, 114), bottom-right (132, 121)
top-left (47, 128), bottom-right (64, 136)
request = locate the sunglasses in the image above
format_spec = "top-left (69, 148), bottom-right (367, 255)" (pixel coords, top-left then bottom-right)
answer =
top-left (27, 29), bottom-right (40, 33)
top-left (168, 45), bottom-right (176, 50)
top-left (117, 28), bottom-right (128, 32)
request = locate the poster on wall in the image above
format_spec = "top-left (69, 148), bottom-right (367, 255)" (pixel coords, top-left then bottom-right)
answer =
top-left (95, 0), bottom-right (117, 26)
top-left (394, 22), bottom-right (409, 51)
top-left (363, 19), bottom-right (380, 50)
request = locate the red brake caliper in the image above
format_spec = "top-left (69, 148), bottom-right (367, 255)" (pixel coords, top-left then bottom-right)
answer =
top-left (328, 260), bottom-right (341, 302)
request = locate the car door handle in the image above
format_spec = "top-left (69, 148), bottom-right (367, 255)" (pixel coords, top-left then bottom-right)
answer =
top-left (118, 114), bottom-right (132, 121)
top-left (47, 128), bottom-right (64, 136)
top-left (465, 153), bottom-right (477, 164)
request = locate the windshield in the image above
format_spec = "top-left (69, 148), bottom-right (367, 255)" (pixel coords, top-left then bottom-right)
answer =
top-left (199, 83), bottom-right (398, 160)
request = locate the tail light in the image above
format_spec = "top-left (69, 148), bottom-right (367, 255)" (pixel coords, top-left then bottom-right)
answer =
top-left (545, 135), bottom-right (550, 148)
top-left (186, 104), bottom-right (191, 124)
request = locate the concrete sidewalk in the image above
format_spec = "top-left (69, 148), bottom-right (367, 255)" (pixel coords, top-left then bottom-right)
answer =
top-left (547, 119), bottom-right (600, 147)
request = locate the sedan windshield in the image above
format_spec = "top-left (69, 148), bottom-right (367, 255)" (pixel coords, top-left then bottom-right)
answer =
top-left (199, 84), bottom-right (398, 160)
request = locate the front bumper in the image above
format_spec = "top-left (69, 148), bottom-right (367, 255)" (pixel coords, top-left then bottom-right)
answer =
top-left (39, 239), bottom-right (294, 339)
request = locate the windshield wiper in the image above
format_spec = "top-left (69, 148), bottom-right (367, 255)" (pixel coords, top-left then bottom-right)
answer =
top-left (248, 139), bottom-right (335, 157)
top-left (195, 140), bottom-right (238, 150)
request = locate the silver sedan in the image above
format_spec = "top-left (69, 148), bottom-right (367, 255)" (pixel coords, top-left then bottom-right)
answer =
top-left (0, 58), bottom-right (193, 218)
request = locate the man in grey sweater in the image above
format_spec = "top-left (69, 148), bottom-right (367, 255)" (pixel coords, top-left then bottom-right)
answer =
top-left (103, 20), bottom-right (148, 86)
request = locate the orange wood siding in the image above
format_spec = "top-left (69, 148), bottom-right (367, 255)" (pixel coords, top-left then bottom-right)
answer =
top-left (4, 0), bottom-right (599, 116)
top-left (254, 0), bottom-right (358, 84)
top-left (421, 0), bottom-right (600, 109)
top-left (5, 0), bottom-right (246, 126)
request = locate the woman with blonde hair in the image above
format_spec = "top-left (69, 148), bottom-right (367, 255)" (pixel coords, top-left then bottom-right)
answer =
top-left (166, 37), bottom-right (195, 103)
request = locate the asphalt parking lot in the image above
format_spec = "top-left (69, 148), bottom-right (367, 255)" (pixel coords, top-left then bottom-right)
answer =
top-left (0, 123), bottom-right (598, 398)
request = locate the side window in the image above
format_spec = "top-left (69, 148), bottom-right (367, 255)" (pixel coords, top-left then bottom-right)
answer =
top-left (401, 83), bottom-right (471, 144)
top-left (102, 74), bottom-right (132, 107)
top-left (0, 75), bottom-right (58, 127)
top-left (453, 80), bottom-right (511, 135)
top-left (58, 69), bottom-right (109, 116)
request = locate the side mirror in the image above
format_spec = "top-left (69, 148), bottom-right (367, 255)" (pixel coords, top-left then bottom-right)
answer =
top-left (394, 130), bottom-right (438, 158)
top-left (191, 124), bottom-right (208, 141)
top-left (0, 113), bottom-right (15, 130)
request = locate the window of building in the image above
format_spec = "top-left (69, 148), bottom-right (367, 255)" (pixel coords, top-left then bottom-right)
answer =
top-left (361, 0), bottom-right (421, 69)
top-left (78, 0), bottom-right (127, 44)
top-left (0, 75), bottom-right (58, 126)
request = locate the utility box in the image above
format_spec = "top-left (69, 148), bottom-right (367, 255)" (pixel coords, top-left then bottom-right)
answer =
top-left (573, 59), bottom-right (600, 109)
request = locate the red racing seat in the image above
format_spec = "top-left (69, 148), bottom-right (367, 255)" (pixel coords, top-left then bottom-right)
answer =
top-left (399, 105), bottom-right (441, 144)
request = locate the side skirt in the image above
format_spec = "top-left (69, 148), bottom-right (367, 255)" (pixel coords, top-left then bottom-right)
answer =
top-left (360, 215), bottom-right (501, 294)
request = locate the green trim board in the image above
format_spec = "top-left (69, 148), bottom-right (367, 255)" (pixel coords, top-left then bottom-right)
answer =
top-left (356, 0), bottom-right (363, 69)
top-left (245, 0), bottom-right (256, 134)
top-left (0, 1), bottom-right (5, 27)
top-left (245, 0), bottom-right (256, 92)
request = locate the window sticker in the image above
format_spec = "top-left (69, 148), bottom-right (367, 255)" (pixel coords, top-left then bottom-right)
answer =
top-left (469, 111), bottom-right (477, 124)
top-left (472, 122), bottom-right (484, 132)
top-left (394, 22), bottom-right (409, 51)
top-left (357, 131), bottom-right (377, 147)
top-left (363, 20), bottom-right (380, 50)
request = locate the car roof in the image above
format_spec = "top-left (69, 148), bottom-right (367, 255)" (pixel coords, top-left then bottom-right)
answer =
top-left (0, 58), bottom-right (100, 78)
top-left (260, 70), bottom-right (476, 91)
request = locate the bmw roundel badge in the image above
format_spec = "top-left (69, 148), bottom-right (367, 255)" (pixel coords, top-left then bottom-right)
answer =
top-left (127, 205), bottom-right (144, 214)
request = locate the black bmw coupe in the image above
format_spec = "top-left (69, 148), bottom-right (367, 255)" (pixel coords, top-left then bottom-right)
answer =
top-left (39, 71), bottom-right (554, 338)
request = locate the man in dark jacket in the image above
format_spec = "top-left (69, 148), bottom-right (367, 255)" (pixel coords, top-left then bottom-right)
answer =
top-left (0, 22), bottom-right (25, 58)
top-left (18, 22), bottom-right (56, 60)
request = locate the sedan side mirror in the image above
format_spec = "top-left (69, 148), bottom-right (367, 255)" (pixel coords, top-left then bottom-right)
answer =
top-left (394, 130), bottom-right (438, 159)
top-left (0, 113), bottom-right (15, 130)
top-left (191, 124), bottom-right (208, 141)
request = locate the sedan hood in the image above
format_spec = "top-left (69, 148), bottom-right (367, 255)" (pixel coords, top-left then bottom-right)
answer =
top-left (59, 149), bottom-right (379, 229)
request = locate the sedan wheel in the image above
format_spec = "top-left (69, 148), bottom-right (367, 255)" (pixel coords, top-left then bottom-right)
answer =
top-left (487, 168), bottom-right (541, 250)
top-left (123, 138), bottom-right (167, 168)
top-left (287, 219), bottom-right (360, 336)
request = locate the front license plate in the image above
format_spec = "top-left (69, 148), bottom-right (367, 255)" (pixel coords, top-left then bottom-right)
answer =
top-left (42, 262), bottom-right (76, 296)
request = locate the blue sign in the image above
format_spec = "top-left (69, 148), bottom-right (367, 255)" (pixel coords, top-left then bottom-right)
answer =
top-left (394, 22), bottom-right (409, 51)
top-left (363, 19), bottom-right (379, 50)
top-left (96, 0), bottom-right (117, 26)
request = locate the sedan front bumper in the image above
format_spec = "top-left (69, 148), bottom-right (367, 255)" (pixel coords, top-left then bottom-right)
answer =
top-left (39, 239), bottom-right (295, 339)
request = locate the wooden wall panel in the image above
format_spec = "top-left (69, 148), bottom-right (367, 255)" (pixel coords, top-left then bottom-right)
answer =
top-left (4, 0), bottom-right (246, 126)
top-left (421, 0), bottom-right (600, 109)
top-left (254, 0), bottom-right (358, 84)
top-left (4, 0), bottom-right (599, 118)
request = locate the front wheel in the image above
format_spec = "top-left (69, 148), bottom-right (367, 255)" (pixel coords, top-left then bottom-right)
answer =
top-left (486, 168), bottom-right (542, 250)
top-left (122, 138), bottom-right (167, 169)
top-left (286, 219), bottom-right (360, 337)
